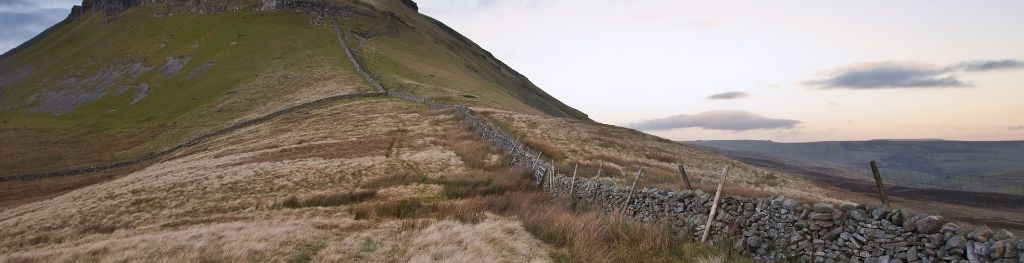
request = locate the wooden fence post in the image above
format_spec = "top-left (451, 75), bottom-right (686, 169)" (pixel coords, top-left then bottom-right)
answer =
top-left (549, 162), bottom-right (556, 190)
top-left (678, 164), bottom-right (693, 190)
top-left (870, 160), bottom-right (890, 206)
top-left (623, 168), bottom-right (643, 211)
top-left (568, 164), bottom-right (579, 197)
top-left (701, 166), bottom-right (730, 243)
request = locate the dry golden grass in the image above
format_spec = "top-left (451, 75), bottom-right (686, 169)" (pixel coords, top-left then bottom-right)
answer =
top-left (524, 137), bottom-right (566, 161)
top-left (0, 99), bottom-right (499, 258)
top-left (3, 96), bottom-right (757, 262)
top-left (434, 122), bottom-right (509, 171)
top-left (344, 166), bottom-right (749, 263)
top-left (482, 109), bottom-right (841, 203)
top-left (281, 189), bottom-right (378, 208)
top-left (312, 216), bottom-right (551, 263)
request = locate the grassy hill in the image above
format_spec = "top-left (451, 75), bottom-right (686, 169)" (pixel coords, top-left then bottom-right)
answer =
top-left (0, 4), bottom-right (373, 175)
top-left (0, 0), bottom-right (859, 261)
top-left (0, 0), bottom-right (587, 177)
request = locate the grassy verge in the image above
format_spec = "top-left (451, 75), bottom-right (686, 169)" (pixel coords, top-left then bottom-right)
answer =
top-left (348, 167), bottom-right (751, 262)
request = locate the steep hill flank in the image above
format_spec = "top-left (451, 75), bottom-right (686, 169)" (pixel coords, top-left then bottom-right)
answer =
top-left (0, 0), bottom-right (587, 177)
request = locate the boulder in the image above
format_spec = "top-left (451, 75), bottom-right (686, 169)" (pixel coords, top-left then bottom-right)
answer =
top-left (969, 227), bottom-right (993, 242)
top-left (746, 236), bottom-right (762, 248)
top-left (888, 210), bottom-right (905, 225)
top-left (809, 212), bottom-right (833, 220)
top-left (994, 229), bottom-right (1016, 241)
top-left (870, 206), bottom-right (890, 220)
top-left (783, 199), bottom-right (802, 210)
top-left (915, 215), bottom-right (948, 234)
top-left (850, 209), bottom-right (870, 222)
top-left (813, 203), bottom-right (835, 213)
top-left (941, 223), bottom-right (961, 234)
top-left (1005, 240), bottom-right (1017, 258)
top-left (991, 240), bottom-right (1006, 259)
top-left (945, 235), bottom-right (966, 250)
top-left (903, 213), bottom-right (923, 230)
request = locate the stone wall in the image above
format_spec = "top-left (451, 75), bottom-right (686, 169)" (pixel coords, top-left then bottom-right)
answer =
top-left (8, 4), bottom-right (1021, 262)
top-left (330, 13), bottom-right (1024, 263)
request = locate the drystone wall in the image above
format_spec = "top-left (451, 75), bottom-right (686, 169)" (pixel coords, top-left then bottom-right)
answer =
top-left (7, 3), bottom-right (1021, 262)
top-left (330, 14), bottom-right (1024, 263)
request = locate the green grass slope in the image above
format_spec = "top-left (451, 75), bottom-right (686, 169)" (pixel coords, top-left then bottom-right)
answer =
top-left (337, 0), bottom-right (590, 120)
top-left (0, 0), bottom-right (591, 176)
top-left (0, 5), bottom-right (372, 175)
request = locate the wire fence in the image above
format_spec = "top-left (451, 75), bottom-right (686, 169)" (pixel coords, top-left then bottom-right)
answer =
top-left (838, 166), bottom-right (1024, 196)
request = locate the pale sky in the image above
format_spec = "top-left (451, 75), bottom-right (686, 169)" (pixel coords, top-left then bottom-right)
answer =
top-left (2, 1), bottom-right (1023, 142)
top-left (416, 0), bottom-right (1024, 142)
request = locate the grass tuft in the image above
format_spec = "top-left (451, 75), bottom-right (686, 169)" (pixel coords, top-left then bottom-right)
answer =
top-left (524, 137), bottom-right (565, 161)
top-left (281, 190), bottom-right (377, 209)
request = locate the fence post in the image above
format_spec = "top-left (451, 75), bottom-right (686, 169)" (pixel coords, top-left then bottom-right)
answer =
top-left (678, 164), bottom-right (693, 190)
top-left (549, 162), bottom-right (556, 190)
top-left (869, 160), bottom-right (890, 207)
top-left (623, 168), bottom-right (643, 212)
top-left (701, 166), bottom-right (730, 243)
top-left (568, 164), bottom-right (579, 197)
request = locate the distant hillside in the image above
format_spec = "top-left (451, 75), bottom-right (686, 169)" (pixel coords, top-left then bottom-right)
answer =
top-left (685, 140), bottom-right (1024, 177)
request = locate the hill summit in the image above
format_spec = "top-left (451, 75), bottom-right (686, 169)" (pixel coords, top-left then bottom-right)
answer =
top-left (0, 0), bottom-right (587, 176)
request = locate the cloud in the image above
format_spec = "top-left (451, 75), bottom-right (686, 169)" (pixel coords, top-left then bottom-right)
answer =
top-left (0, 1), bottom-right (75, 54)
top-left (807, 62), bottom-right (965, 89)
top-left (707, 91), bottom-right (749, 100)
top-left (0, 0), bottom-right (79, 12)
top-left (807, 59), bottom-right (1024, 90)
top-left (1011, 126), bottom-right (1024, 131)
top-left (628, 110), bottom-right (800, 131)
top-left (949, 59), bottom-right (1024, 72)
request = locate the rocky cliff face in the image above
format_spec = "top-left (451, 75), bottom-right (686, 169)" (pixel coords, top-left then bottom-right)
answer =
top-left (73, 0), bottom-right (419, 16)
top-left (79, 0), bottom-right (255, 14)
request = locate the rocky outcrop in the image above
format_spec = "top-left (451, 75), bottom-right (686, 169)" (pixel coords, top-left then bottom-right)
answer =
top-left (399, 0), bottom-right (418, 11)
top-left (80, 0), bottom-right (271, 15)
top-left (72, 0), bottom-right (361, 17)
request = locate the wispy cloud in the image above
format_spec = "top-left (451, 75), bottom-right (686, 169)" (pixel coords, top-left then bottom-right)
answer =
top-left (807, 59), bottom-right (1024, 90)
top-left (807, 62), bottom-right (964, 89)
top-left (949, 59), bottom-right (1024, 72)
top-left (628, 110), bottom-right (800, 131)
top-left (1011, 126), bottom-right (1024, 131)
top-left (707, 91), bottom-right (750, 100)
